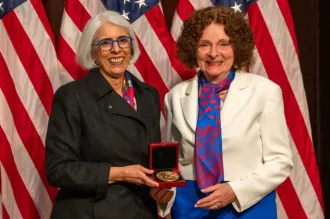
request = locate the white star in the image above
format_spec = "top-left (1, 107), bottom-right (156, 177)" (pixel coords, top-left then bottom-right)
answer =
top-left (0, 2), bottom-right (4, 12)
top-left (135, 0), bottom-right (147, 9)
top-left (231, 2), bottom-right (242, 13)
top-left (124, 0), bottom-right (130, 4)
top-left (122, 10), bottom-right (130, 20)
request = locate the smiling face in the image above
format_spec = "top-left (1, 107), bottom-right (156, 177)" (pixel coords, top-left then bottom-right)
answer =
top-left (92, 22), bottom-right (131, 79)
top-left (196, 23), bottom-right (234, 83)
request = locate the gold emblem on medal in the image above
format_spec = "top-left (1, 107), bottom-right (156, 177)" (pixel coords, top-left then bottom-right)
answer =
top-left (156, 171), bottom-right (179, 182)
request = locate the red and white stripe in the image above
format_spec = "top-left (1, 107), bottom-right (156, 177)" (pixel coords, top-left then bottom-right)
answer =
top-left (0, 163), bottom-right (22, 219)
top-left (0, 0), bottom-right (59, 218)
top-left (171, 0), bottom-right (324, 218)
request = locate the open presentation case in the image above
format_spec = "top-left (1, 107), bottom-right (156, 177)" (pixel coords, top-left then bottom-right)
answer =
top-left (149, 142), bottom-right (186, 188)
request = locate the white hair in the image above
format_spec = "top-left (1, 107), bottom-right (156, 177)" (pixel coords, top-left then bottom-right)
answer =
top-left (76, 10), bottom-right (140, 69)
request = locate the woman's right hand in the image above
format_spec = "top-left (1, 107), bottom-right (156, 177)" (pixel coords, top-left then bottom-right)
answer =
top-left (109, 165), bottom-right (159, 187)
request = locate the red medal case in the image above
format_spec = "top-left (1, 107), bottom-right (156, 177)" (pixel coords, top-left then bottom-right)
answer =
top-left (149, 142), bottom-right (186, 188)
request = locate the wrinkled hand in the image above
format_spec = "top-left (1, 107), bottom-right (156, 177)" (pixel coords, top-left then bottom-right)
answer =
top-left (150, 187), bottom-right (174, 204)
top-left (112, 165), bottom-right (159, 187)
top-left (195, 183), bottom-right (236, 210)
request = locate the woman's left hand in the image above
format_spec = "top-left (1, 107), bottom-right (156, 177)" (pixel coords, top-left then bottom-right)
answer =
top-left (194, 183), bottom-right (236, 210)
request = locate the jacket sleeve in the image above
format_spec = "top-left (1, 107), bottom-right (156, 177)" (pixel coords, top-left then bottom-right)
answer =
top-left (45, 85), bottom-right (111, 200)
top-left (228, 85), bottom-right (293, 212)
top-left (157, 93), bottom-right (177, 217)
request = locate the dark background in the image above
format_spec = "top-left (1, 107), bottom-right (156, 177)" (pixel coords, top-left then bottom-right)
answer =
top-left (42, 0), bottom-right (330, 217)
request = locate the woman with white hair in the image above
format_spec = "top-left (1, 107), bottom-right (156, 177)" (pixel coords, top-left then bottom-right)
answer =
top-left (46, 10), bottom-right (161, 219)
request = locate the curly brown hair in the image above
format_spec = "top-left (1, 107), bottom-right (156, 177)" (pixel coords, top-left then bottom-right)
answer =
top-left (176, 6), bottom-right (255, 70)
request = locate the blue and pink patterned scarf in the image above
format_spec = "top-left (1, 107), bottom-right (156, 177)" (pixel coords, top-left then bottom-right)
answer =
top-left (195, 70), bottom-right (235, 189)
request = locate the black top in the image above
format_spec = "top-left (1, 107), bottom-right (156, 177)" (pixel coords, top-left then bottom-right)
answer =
top-left (46, 68), bottom-right (161, 219)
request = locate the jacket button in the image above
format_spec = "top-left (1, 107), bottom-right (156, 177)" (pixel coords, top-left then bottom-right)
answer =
top-left (108, 105), bottom-right (112, 109)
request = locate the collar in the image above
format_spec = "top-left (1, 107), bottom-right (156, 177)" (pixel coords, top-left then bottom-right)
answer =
top-left (86, 68), bottom-right (150, 100)
top-left (185, 70), bottom-right (251, 95)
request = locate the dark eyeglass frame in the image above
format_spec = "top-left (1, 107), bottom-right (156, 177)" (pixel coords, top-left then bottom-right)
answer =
top-left (93, 36), bottom-right (133, 51)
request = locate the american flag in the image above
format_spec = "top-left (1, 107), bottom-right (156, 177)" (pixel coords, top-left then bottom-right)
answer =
top-left (171, 0), bottom-right (324, 218)
top-left (0, 0), bottom-right (60, 218)
top-left (0, 0), bottom-right (325, 218)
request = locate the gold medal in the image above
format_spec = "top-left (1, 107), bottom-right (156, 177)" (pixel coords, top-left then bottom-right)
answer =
top-left (156, 171), bottom-right (179, 182)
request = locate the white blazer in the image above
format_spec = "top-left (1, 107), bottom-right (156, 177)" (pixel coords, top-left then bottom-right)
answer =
top-left (159, 72), bottom-right (293, 216)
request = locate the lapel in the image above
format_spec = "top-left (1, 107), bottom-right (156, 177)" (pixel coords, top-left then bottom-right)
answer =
top-left (221, 71), bottom-right (251, 128)
top-left (180, 71), bottom-right (251, 132)
top-left (133, 74), bottom-right (157, 130)
top-left (86, 69), bottom-right (155, 129)
top-left (180, 75), bottom-right (199, 132)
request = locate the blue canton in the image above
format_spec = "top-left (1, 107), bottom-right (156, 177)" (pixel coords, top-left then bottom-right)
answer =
top-left (0, 0), bottom-right (26, 19)
top-left (101, 0), bottom-right (159, 23)
top-left (211, 0), bottom-right (257, 13)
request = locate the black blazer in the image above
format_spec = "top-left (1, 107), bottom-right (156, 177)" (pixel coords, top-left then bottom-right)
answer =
top-left (46, 69), bottom-right (161, 219)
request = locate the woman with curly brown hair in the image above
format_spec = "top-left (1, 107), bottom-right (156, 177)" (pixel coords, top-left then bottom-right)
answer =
top-left (151, 6), bottom-right (293, 219)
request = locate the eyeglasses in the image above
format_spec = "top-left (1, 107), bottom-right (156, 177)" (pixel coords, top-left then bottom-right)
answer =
top-left (197, 40), bottom-right (232, 51)
top-left (93, 36), bottom-right (133, 51)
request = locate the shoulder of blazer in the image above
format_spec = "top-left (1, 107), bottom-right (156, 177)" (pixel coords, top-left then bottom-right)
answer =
top-left (235, 71), bottom-right (281, 92)
top-left (54, 79), bottom-right (84, 100)
top-left (167, 75), bottom-right (198, 97)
